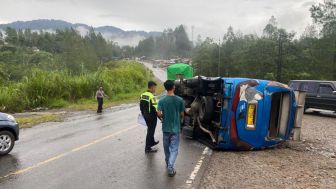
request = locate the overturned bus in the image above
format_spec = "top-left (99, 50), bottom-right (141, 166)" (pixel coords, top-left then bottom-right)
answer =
top-left (176, 76), bottom-right (298, 150)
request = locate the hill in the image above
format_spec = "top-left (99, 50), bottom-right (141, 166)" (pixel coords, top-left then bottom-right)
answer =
top-left (0, 19), bottom-right (161, 46)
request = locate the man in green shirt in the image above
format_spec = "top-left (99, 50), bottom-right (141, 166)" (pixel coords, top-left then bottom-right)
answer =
top-left (157, 80), bottom-right (185, 177)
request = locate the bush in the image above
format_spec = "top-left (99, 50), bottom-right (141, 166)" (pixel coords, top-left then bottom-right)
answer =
top-left (0, 84), bottom-right (25, 112)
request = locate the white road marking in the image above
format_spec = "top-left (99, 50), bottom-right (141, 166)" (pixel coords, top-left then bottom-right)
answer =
top-left (184, 147), bottom-right (212, 188)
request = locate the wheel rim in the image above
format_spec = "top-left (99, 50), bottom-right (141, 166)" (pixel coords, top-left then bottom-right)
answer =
top-left (0, 134), bottom-right (12, 152)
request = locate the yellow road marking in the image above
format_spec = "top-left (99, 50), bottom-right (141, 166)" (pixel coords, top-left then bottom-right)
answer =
top-left (0, 125), bottom-right (137, 179)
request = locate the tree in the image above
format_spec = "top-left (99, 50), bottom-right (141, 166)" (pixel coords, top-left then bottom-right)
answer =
top-left (311, 0), bottom-right (336, 35)
top-left (221, 26), bottom-right (237, 76)
top-left (192, 38), bottom-right (218, 76)
top-left (0, 64), bottom-right (9, 83)
top-left (301, 24), bottom-right (318, 39)
top-left (263, 16), bottom-right (278, 39)
top-left (121, 46), bottom-right (135, 58)
top-left (136, 36), bottom-right (155, 57)
top-left (5, 27), bottom-right (18, 45)
top-left (135, 25), bottom-right (191, 59)
top-left (0, 31), bottom-right (4, 45)
top-left (174, 25), bottom-right (192, 57)
top-left (310, 0), bottom-right (336, 79)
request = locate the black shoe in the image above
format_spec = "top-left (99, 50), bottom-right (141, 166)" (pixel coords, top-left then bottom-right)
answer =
top-left (168, 170), bottom-right (176, 177)
top-left (152, 141), bottom-right (159, 146)
top-left (145, 147), bottom-right (158, 153)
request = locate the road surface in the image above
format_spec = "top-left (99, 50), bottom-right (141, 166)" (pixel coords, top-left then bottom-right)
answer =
top-left (0, 62), bottom-right (211, 189)
top-left (141, 61), bottom-right (167, 82)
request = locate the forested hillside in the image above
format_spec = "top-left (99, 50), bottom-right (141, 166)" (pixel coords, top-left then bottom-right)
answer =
top-left (135, 25), bottom-right (192, 58)
top-left (192, 1), bottom-right (336, 82)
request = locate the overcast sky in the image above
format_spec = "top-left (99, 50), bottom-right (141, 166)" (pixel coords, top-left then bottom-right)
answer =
top-left (0, 0), bottom-right (322, 39)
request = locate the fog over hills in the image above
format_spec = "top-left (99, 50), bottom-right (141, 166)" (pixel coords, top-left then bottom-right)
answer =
top-left (0, 19), bottom-right (161, 46)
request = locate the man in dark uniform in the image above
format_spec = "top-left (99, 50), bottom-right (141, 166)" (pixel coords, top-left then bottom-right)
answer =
top-left (96, 86), bottom-right (106, 113)
top-left (140, 81), bottom-right (159, 153)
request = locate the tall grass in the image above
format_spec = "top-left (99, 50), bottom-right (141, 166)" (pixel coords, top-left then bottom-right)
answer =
top-left (0, 61), bottom-right (152, 112)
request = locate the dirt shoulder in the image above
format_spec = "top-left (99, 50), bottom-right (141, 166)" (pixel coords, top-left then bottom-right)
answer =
top-left (200, 112), bottom-right (336, 189)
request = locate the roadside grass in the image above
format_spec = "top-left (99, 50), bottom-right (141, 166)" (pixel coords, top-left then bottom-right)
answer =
top-left (14, 79), bottom-right (164, 128)
top-left (0, 61), bottom-right (152, 113)
top-left (17, 114), bottom-right (63, 128)
top-left (66, 79), bottom-right (164, 111)
top-left (66, 92), bottom-right (142, 111)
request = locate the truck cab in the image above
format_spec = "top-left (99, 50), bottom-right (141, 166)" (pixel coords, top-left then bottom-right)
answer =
top-left (177, 77), bottom-right (296, 150)
top-left (289, 80), bottom-right (336, 112)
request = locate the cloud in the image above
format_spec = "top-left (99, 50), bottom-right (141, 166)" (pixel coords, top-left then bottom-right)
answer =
top-left (0, 0), bottom-right (321, 39)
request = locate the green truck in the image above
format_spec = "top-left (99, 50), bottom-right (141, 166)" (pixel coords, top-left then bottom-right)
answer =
top-left (167, 63), bottom-right (193, 80)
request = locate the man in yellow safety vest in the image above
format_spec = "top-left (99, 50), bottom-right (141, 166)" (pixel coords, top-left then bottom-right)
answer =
top-left (140, 81), bottom-right (159, 153)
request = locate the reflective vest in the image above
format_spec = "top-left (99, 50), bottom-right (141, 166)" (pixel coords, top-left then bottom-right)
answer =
top-left (140, 91), bottom-right (158, 112)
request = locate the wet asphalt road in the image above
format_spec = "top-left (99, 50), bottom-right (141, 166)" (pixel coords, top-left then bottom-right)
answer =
top-left (0, 62), bottom-right (210, 189)
top-left (141, 61), bottom-right (167, 82)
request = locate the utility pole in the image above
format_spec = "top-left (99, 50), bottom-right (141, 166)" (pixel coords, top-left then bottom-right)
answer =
top-left (191, 26), bottom-right (194, 48)
top-left (218, 37), bottom-right (221, 76)
top-left (277, 34), bottom-right (283, 82)
top-left (191, 26), bottom-right (194, 64)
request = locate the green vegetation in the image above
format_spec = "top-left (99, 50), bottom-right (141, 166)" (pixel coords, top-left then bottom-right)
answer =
top-left (133, 1), bottom-right (335, 83)
top-left (0, 28), bottom-right (124, 81)
top-left (0, 26), bottom-right (153, 112)
top-left (0, 61), bottom-right (151, 112)
top-left (192, 1), bottom-right (336, 82)
top-left (2, 1), bottom-right (333, 114)
top-left (135, 25), bottom-right (192, 58)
